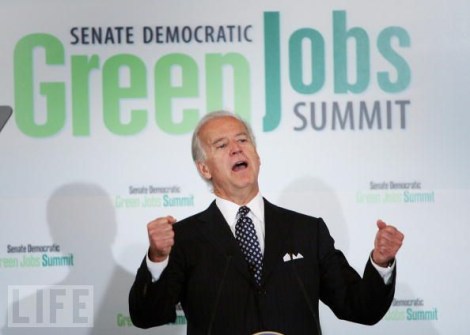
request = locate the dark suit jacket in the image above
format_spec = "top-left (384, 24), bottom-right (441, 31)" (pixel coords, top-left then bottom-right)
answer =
top-left (129, 199), bottom-right (396, 335)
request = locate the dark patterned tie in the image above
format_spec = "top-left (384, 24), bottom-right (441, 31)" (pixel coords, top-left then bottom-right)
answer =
top-left (235, 206), bottom-right (263, 285)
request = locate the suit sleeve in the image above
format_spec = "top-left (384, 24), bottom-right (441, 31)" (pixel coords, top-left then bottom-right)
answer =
top-left (317, 219), bottom-right (396, 325)
top-left (128, 257), bottom-right (176, 328)
top-left (128, 234), bottom-right (187, 329)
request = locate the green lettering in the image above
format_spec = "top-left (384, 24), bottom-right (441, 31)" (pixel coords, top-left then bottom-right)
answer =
top-left (103, 54), bottom-right (147, 135)
top-left (377, 27), bottom-right (411, 92)
top-left (333, 11), bottom-right (370, 93)
top-left (14, 33), bottom-right (66, 137)
top-left (206, 53), bottom-right (251, 122)
top-left (71, 55), bottom-right (100, 136)
top-left (263, 12), bottom-right (281, 132)
top-left (289, 28), bottom-right (325, 94)
top-left (155, 53), bottom-right (199, 134)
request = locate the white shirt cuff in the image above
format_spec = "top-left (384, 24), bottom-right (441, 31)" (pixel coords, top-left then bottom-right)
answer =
top-left (145, 252), bottom-right (169, 282)
top-left (370, 255), bottom-right (395, 285)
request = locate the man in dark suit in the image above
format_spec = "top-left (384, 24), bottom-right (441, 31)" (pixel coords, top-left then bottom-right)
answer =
top-left (129, 111), bottom-right (404, 335)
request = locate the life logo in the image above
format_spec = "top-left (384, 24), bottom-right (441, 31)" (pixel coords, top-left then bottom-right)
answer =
top-left (11, 11), bottom-right (410, 137)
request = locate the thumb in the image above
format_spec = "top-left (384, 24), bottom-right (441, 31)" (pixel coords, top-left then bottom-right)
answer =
top-left (376, 219), bottom-right (387, 230)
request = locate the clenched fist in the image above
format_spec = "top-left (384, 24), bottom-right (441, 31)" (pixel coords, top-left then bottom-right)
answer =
top-left (147, 216), bottom-right (177, 262)
top-left (372, 220), bottom-right (404, 267)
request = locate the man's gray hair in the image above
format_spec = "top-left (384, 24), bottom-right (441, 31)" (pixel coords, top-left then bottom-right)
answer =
top-left (191, 111), bottom-right (256, 164)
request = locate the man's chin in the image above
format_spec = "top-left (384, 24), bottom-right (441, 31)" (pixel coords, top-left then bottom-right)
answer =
top-left (233, 178), bottom-right (259, 192)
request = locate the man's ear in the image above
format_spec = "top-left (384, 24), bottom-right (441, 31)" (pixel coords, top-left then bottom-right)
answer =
top-left (196, 161), bottom-right (212, 180)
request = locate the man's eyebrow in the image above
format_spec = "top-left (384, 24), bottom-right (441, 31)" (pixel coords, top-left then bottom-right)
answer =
top-left (211, 132), bottom-right (248, 145)
top-left (235, 131), bottom-right (248, 138)
top-left (211, 137), bottom-right (227, 146)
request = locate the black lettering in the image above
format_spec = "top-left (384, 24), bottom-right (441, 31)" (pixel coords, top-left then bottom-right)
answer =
top-left (293, 102), bottom-right (307, 131)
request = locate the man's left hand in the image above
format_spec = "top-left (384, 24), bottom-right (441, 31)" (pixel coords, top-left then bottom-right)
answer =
top-left (372, 220), bottom-right (404, 267)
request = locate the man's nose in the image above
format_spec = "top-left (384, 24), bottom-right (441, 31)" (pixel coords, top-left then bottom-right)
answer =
top-left (230, 141), bottom-right (242, 155)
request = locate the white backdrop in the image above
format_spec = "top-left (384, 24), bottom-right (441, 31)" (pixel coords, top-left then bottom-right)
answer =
top-left (1, 0), bottom-right (469, 334)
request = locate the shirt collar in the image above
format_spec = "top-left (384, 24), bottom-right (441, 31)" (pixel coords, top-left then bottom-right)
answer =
top-left (215, 192), bottom-right (264, 227)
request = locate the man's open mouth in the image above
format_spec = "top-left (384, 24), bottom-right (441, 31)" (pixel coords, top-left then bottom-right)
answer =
top-left (232, 161), bottom-right (248, 171)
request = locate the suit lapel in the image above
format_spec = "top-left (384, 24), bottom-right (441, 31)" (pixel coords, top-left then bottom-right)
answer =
top-left (262, 199), bottom-right (291, 285)
top-left (198, 201), bottom-right (254, 284)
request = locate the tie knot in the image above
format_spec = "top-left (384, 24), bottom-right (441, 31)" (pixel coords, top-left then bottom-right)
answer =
top-left (238, 206), bottom-right (250, 217)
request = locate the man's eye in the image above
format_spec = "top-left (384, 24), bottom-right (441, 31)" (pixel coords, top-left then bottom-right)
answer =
top-left (216, 143), bottom-right (227, 149)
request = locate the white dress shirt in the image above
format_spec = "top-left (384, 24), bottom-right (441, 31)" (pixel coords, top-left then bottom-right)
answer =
top-left (216, 192), bottom-right (265, 253)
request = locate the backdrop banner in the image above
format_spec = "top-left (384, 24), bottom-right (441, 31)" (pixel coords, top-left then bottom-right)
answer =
top-left (1, 1), bottom-right (469, 334)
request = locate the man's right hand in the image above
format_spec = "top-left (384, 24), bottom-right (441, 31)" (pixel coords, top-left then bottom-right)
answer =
top-left (147, 216), bottom-right (176, 262)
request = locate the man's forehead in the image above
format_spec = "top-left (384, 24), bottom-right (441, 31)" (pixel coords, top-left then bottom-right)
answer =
top-left (200, 117), bottom-right (247, 140)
